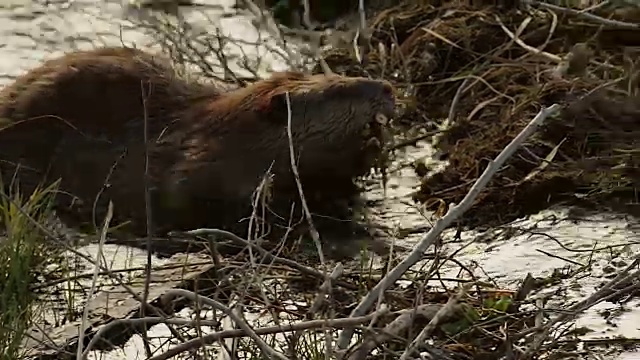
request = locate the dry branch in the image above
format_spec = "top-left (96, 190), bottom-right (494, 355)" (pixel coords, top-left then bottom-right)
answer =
top-left (148, 308), bottom-right (392, 360)
top-left (76, 201), bottom-right (114, 360)
top-left (336, 104), bottom-right (562, 350)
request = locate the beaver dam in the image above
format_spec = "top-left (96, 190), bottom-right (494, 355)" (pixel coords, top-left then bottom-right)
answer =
top-left (1, 0), bottom-right (640, 360)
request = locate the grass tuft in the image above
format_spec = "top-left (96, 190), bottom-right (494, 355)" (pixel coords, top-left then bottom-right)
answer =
top-left (0, 180), bottom-right (59, 360)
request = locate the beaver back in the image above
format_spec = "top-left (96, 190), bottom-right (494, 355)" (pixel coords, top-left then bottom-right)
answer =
top-left (0, 47), bottom-right (219, 228)
top-left (0, 47), bottom-right (217, 163)
top-left (0, 48), bottom-right (395, 238)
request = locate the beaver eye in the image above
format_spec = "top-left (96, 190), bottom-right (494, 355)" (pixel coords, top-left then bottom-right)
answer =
top-left (260, 92), bottom-right (288, 121)
top-left (270, 92), bottom-right (288, 108)
top-left (381, 82), bottom-right (393, 97)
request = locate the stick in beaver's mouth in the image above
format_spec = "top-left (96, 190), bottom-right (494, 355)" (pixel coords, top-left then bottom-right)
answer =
top-left (364, 81), bottom-right (396, 145)
top-left (366, 105), bottom-right (395, 149)
top-left (376, 112), bottom-right (390, 125)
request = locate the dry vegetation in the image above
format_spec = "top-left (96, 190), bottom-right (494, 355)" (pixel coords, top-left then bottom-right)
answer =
top-left (0, 182), bottom-right (62, 360)
top-left (1, 1), bottom-right (640, 360)
top-left (319, 0), bottom-right (640, 229)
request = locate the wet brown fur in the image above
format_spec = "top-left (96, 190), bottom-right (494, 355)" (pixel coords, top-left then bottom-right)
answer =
top-left (0, 46), bottom-right (395, 240)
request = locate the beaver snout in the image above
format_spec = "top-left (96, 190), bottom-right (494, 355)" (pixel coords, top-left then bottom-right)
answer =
top-left (354, 79), bottom-right (396, 125)
top-left (377, 81), bottom-right (396, 124)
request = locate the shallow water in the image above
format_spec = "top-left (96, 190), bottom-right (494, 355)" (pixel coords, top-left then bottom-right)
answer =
top-left (1, 0), bottom-right (639, 358)
top-left (0, 0), bottom-right (295, 86)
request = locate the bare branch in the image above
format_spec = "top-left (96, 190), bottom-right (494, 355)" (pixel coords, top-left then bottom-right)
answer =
top-left (336, 104), bottom-right (562, 350)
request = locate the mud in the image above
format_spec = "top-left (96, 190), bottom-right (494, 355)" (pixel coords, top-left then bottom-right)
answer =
top-left (319, 3), bottom-right (640, 230)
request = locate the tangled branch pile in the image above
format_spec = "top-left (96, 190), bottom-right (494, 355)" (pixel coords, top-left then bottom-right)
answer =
top-left (320, 1), bottom-right (640, 228)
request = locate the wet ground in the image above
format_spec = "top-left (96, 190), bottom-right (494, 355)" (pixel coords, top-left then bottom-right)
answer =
top-left (2, 0), bottom-right (639, 359)
top-left (0, 0), bottom-right (295, 86)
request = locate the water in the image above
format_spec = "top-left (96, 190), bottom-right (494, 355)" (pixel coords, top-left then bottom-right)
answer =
top-left (0, 0), bottom-right (296, 86)
top-left (1, 0), bottom-right (638, 358)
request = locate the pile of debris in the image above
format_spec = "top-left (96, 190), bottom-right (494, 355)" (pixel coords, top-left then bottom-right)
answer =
top-left (320, 0), bottom-right (640, 228)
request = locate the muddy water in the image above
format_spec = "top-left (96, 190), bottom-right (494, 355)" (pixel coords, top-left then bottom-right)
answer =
top-left (1, 0), bottom-right (639, 358)
top-left (0, 0), bottom-right (295, 86)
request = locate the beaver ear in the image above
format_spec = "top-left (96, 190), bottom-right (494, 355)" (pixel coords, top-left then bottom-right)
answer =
top-left (260, 92), bottom-right (288, 119)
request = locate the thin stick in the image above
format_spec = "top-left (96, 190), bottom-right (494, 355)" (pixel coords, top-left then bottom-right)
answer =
top-left (529, 0), bottom-right (639, 30)
top-left (521, 258), bottom-right (640, 359)
top-left (301, 0), bottom-right (313, 29)
top-left (284, 92), bottom-right (324, 265)
top-left (353, 0), bottom-right (368, 63)
top-left (141, 79), bottom-right (154, 358)
top-left (285, 91), bottom-right (334, 356)
top-left (149, 308), bottom-right (390, 360)
top-left (399, 285), bottom-right (469, 359)
top-left (76, 201), bottom-right (113, 360)
top-left (160, 289), bottom-right (287, 360)
top-left (176, 228), bottom-right (359, 290)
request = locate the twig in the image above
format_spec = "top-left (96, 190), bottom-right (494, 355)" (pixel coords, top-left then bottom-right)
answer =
top-left (496, 15), bottom-right (617, 71)
top-left (139, 11), bottom-right (258, 83)
top-left (284, 91), bottom-right (324, 265)
top-left (536, 248), bottom-right (585, 267)
top-left (541, 274), bottom-right (640, 353)
top-left (336, 104), bottom-right (562, 350)
top-left (149, 308), bottom-right (391, 360)
top-left (292, 0), bottom-right (334, 74)
top-left (247, 164), bottom-right (274, 241)
top-left (448, 78), bottom-right (472, 124)
top-left (496, 16), bottom-right (561, 63)
top-left (241, 0), bottom-right (304, 70)
top-left (172, 228), bottom-right (359, 290)
top-left (358, 0), bottom-right (366, 36)
top-left (76, 201), bottom-right (113, 360)
top-left (353, 0), bottom-right (368, 63)
top-left (520, 257), bottom-right (640, 359)
top-left (303, 263), bottom-right (343, 360)
top-left (348, 304), bottom-right (446, 360)
top-left (301, 0), bottom-right (313, 29)
top-left (388, 130), bottom-right (443, 151)
top-left (141, 78), bottom-right (154, 359)
top-left (285, 89), bottom-right (335, 354)
top-left (82, 316), bottom-right (220, 359)
top-left (163, 289), bottom-right (287, 360)
top-left (91, 150), bottom-right (126, 232)
top-left (218, 294), bottom-right (240, 360)
top-left (307, 263), bottom-right (344, 315)
top-left (399, 285), bottom-right (469, 360)
top-left (529, 0), bottom-right (640, 30)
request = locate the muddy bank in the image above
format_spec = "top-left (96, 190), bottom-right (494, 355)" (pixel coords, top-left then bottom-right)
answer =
top-left (319, 1), bottom-right (640, 230)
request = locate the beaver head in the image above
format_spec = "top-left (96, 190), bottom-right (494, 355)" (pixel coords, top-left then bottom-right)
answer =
top-left (0, 46), bottom-right (395, 240)
top-left (251, 71), bottom-right (396, 177)
top-left (163, 71), bottom-right (395, 221)
top-left (187, 72), bottom-right (393, 170)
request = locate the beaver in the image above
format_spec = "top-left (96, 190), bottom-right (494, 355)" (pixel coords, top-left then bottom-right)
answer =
top-left (0, 46), bottom-right (395, 249)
